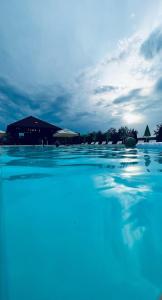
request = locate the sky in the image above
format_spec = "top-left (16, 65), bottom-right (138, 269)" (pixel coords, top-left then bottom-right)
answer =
top-left (0, 0), bottom-right (162, 134)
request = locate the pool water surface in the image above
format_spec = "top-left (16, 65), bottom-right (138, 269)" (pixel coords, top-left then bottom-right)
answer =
top-left (0, 145), bottom-right (162, 300)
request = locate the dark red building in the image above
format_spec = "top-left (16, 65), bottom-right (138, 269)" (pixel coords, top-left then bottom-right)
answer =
top-left (6, 116), bottom-right (61, 145)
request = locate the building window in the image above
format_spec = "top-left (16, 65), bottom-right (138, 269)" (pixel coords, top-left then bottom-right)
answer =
top-left (19, 133), bottom-right (24, 137)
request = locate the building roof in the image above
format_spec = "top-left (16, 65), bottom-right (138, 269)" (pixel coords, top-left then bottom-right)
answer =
top-left (7, 116), bottom-right (61, 130)
top-left (53, 129), bottom-right (79, 137)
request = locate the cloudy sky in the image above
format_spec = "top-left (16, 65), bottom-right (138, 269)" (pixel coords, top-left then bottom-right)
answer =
top-left (0, 0), bottom-right (162, 134)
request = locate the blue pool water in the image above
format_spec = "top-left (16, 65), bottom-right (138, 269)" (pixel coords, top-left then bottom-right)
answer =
top-left (0, 145), bottom-right (162, 300)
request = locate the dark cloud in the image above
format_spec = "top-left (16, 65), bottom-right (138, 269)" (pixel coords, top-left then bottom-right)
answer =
top-left (69, 112), bottom-right (94, 122)
top-left (0, 77), bottom-right (71, 129)
top-left (112, 78), bottom-right (162, 117)
top-left (94, 85), bottom-right (118, 94)
top-left (96, 99), bottom-right (105, 106)
top-left (0, 77), bottom-right (35, 128)
top-left (75, 112), bottom-right (92, 118)
top-left (154, 77), bottom-right (162, 93)
top-left (140, 26), bottom-right (162, 60)
top-left (0, 77), bottom-right (34, 107)
top-left (113, 88), bottom-right (141, 104)
top-left (39, 94), bottom-right (72, 125)
top-left (95, 99), bottom-right (111, 108)
top-left (103, 49), bottom-right (128, 66)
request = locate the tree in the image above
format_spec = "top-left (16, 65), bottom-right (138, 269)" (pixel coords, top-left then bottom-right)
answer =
top-left (144, 125), bottom-right (151, 142)
top-left (105, 131), bottom-right (111, 143)
top-left (155, 124), bottom-right (162, 142)
top-left (129, 129), bottom-right (138, 141)
top-left (106, 128), bottom-right (120, 144)
top-left (118, 126), bottom-right (129, 143)
top-left (87, 133), bottom-right (93, 144)
top-left (96, 131), bottom-right (104, 144)
top-left (91, 131), bottom-right (97, 142)
top-left (81, 134), bottom-right (87, 143)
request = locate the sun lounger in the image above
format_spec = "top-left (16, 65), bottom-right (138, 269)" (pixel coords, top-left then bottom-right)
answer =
top-left (137, 141), bottom-right (144, 144)
top-left (149, 140), bottom-right (156, 144)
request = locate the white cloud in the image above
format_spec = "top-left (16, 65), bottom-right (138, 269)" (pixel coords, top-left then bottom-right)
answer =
top-left (65, 23), bottom-right (162, 133)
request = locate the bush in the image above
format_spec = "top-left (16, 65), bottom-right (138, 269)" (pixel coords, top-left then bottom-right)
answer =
top-left (125, 137), bottom-right (137, 148)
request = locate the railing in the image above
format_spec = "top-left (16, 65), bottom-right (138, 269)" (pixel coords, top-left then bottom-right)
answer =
top-left (138, 136), bottom-right (156, 141)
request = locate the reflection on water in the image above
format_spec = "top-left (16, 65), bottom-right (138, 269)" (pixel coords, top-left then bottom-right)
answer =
top-left (0, 146), bottom-right (162, 300)
top-left (4, 173), bottom-right (53, 181)
top-left (95, 173), bottom-right (150, 246)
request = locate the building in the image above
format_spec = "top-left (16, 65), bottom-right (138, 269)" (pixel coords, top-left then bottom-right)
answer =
top-left (6, 116), bottom-right (61, 145)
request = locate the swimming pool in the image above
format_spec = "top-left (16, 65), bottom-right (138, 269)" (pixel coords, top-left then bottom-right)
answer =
top-left (0, 145), bottom-right (162, 300)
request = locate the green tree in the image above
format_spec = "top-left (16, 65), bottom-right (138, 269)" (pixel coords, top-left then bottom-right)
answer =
top-left (96, 131), bottom-right (104, 144)
top-left (118, 126), bottom-right (129, 143)
top-left (154, 124), bottom-right (162, 142)
top-left (91, 131), bottom-right (97, 142)
top-left (106, 128), bottom-right (119, 144)
top-left (144, 125), bottom-right (151, 142)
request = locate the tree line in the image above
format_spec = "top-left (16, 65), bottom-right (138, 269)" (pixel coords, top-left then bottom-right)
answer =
top-left (80, 126), bottom-right (138, 144)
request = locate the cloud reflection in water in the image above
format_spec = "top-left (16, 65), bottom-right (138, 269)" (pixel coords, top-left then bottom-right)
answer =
top-left (94, 170), bottom-right (151, 248)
